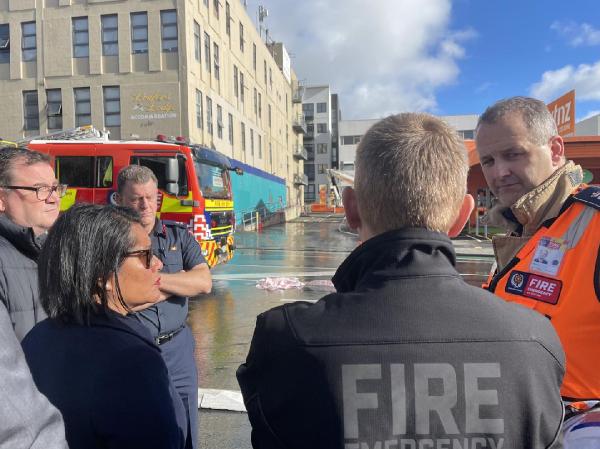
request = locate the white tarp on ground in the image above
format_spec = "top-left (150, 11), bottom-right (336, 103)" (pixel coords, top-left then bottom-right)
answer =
top-left (198, 388), bottom-right (246, 412)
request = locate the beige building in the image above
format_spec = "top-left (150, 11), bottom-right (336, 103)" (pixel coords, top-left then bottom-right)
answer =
top-left (0, 0), bottom-right (306, 209)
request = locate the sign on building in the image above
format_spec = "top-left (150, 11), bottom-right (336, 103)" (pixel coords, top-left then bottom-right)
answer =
top-left (547, 90), bottom-right (575, 136)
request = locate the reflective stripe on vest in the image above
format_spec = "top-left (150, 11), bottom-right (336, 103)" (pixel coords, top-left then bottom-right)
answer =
top-left (488, 198), bottom-right (600, 400)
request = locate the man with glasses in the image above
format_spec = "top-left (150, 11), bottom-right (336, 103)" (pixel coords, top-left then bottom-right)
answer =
top-left (116, 164), bottom-right (211, 449)
top-left (0, 147), bottom-right (65, 341)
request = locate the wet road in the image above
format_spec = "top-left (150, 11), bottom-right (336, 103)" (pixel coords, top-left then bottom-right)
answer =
top-left (188, 219), bottom-right (495, 449)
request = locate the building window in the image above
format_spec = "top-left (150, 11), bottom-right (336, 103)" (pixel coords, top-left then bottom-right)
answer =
top-left (217, 105), bottom-right (223, 139)
top-left (269, 142), bottom-right (272, 166)
top-left (263, 60), bottom-right (267, 85)
top-left (23, 90), bottom-right (39, 131)
top-left (203, 32), bottom-right (211, 73)
top-left (160, 10), bottom-right (178, 52)
top-left (0, 24), bottom-right (9, 64)
top-left (46, 89), bottom-right (62, 130)
top-left (258, 93), bottom-right (262, 118)
top-left (101, 15), bottom-right (118, 56)
top-left (239, 22), bottom-right (244, 52)
top-left (213, 42), bottom-right (220, 80)
top-left (72, 17), bottom-right (89, 58)
top-left (21, 22), bottom-right (36, 62)
top-left (131, 12), bottom-right (148, 54)
top-left (460, 129), bottom-right (475, 139)
top-left (233, 65), bottom-right (238, 98)
top-left (241, 122), bottom-right (246, 152)
top-left (253, 88), bottom-right (257, 116)
top-left (249, 128), bottom-right (254, 156)
top-left (239, 72), bottom-right (244, 104)
top-left (317, 143), bottom-right (328, 154)
top-left (258, 134), bottom-right (262, 158)
top-left (213, 0), bottom-right (220, 18)
top-left (317, 102), bottom-right (327, 113)
top-left (342, 135), bottom-right (361, 145)
top-left (269, 67), bottom-right (272, 90)
top-left (203, 0), bottom-right (209, 7)
top-left (303, 103), bottom-right (314, 118)
top-left (103, 86), bottom-right (120, 127)
top-left (317, 123), bottom-right (327, 133)
top-left (268, 104), bottom-right (272, 128)
top-left (225, 2), bottom-right (231, 36)
top-left (252, 43), bottom-right (257, 72)
top-left (206, 96), bottom-right (213, 135)
top-left (74, 87), bottom-right (91, 126)
top-left (317, 163), bottom-right (328, 174)
top-left (304, 144), bottom-right (314, 158)
top-left (193, 21), bottom-right (201, 62)
top-left (306, 123), bottom-right (314, 134)
top-left (228, 113), bottom-right (233, 145)
top-left (195, 89), bottom-right (203, 129)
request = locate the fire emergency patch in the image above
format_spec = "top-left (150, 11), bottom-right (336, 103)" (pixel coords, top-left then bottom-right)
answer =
top-left (505, 270), bottom-right (562, 305)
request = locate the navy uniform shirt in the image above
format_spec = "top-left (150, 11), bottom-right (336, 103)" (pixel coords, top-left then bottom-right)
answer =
top-left (138, 219), bottom-right (206, 338)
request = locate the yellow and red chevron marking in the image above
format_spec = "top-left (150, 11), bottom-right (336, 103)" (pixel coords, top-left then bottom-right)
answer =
top-left (201, 240), bottom-right (218, 268)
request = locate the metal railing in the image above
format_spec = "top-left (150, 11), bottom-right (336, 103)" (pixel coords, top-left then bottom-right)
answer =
top-left (293, 173), bottom-right (308, 185)
top-left (292, 115), bottom-right (307, 134)
top-left (293, 145), bottom-right (308, 160)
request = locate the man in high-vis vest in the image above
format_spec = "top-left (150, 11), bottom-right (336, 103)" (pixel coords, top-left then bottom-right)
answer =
top-left (476, 96), bottom-right (600, 446)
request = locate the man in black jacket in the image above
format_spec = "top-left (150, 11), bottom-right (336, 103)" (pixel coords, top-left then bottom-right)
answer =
top-left (0, 147), bottom-right (65, 341)
top-left (237, 113), bottom-right (566, 449)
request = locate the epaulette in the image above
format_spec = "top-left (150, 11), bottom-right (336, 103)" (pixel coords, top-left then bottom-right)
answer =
top-left (162, 220), bottom-right (188, 229)
top-left (572, 185), bottom-right (600, 212)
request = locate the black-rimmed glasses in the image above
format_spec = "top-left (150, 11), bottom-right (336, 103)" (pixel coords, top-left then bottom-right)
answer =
top-left (0, 184), bottom-right (68, 200)
top-left (124, 249), bottom-right (154, 269)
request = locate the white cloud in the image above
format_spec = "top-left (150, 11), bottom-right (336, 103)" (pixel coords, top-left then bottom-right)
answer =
top-left (529, 61), bottom-right (600, 102)
top-left (578, 110), bottom-right (600, 121)
top-left (248, 0), bottom-right (475, 118)
top-left (551, 21), bottom-right (600, 46)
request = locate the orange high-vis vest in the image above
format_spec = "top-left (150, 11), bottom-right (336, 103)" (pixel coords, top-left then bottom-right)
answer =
top-left (486, 186), bottom-right (600, 401)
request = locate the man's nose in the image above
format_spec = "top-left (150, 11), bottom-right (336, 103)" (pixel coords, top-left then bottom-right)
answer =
top-left (493, 161), bottom-right (511, 178)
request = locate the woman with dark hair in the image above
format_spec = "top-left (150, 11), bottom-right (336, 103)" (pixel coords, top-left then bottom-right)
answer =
top-left (22, 203), bottom-right (186, 449)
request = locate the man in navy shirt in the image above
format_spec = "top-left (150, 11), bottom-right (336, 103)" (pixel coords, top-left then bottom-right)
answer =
top-left (116, 164), bottom-right (211, 449)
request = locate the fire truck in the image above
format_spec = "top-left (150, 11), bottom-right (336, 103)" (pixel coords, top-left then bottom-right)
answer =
top-left (24, 127), bottom-right (241, 267)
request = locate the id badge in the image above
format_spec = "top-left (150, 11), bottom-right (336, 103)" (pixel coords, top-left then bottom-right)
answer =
top-left (530, 236), bottom-right (567, 276)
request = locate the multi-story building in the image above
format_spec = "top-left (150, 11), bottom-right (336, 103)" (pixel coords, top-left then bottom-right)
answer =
top-left (0, 0), bottom-right (306, 213)
top-left (339, 114), bottom-right (478, 172)
top-left (301, 85), bottom-right (340, 203)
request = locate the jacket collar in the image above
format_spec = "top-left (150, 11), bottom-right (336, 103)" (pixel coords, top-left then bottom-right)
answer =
top-left (88, 309), bottom-right (157, 348)
top-left (151, 218), bottom-right (166, 238)
top-left (0, 214), bottom-right (46, 260)
top-left (332, 228), bottom-right (458, 293)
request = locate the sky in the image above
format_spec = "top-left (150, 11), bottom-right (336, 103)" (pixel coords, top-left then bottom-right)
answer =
top-left (245, 0), bottom-right (600, 121)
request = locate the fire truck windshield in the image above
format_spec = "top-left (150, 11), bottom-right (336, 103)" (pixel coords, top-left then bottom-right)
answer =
top-left (195, 161), bottom-right (231, 200)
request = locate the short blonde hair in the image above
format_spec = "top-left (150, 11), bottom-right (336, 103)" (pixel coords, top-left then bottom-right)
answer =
top-left (354, 113), bottom-right (468, 234)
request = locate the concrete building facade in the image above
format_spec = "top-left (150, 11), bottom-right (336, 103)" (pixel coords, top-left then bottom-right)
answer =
top-left (576, 114), bottom-right (600, 136)
top-left (301, 85), bottom-right (340, 203)
top-left (0, 0), bottom-right (306, 210)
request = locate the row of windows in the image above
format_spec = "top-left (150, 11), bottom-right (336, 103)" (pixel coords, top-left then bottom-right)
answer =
top-left (0, 11), bottom-right (178, 64)
top-left (195, 88), bottom-right (266, 158)
top-left (302, 102), bottom-right (328, 115)
top-left (305, 123), bottom-right (328, 135)
top-left (341, 135), bottom-right (362, 145)
top-left (22, 86), bottom-right (120, 131)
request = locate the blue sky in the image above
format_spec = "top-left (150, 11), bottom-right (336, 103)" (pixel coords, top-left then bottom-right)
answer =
top-left (248, 0), bottom-right (600, 121)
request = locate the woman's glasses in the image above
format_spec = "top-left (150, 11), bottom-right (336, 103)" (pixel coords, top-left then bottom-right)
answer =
top-left (124, 249), bottom-right (153, 269)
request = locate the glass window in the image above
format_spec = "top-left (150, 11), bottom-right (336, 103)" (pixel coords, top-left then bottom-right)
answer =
top-left (241, 122), bottom-right (245, 152)
top-left (258, 92), bottom-right (262, 118)
top-left (46, 89), bottom-right (62, 130)
top-left (0, 24), bottom-right (9, 64)
top-left (268, 104), bottom-right (271, 127)
top-left (206, 96), bottom-right (213, 135)
top-left (213, 0), bottom-right (220, 19)
top-left (258, 134), bottom-right (262, 158)
top-left (228, 113), bottom-right (233, 145)
top-left (317, 163), bottom-right (328, 174)
top-left (56, 156), bottom-right (93, 187)
top-left (130, 12), bottom-right (148, 54)
top-left (103, 86), bottom-right (120, 127)
top-left (213, 42), bottom-right (219, 80)
top-left (252, 43), bottom-right (256, 72)
top-left (193, 21), bottom-right (200, 62)
top-left (217, 104), bottom-right (223, 139)
top-left (233, 65), bottom-right (238, 98)
top-left (306, 123), bottom-right (314, 134)
top-left (302, 103), bottom-right (314, 117)
top-left (21, 22), bottom-right (36, 62)
top-left (23, 90), bottom-right (39, 131)
top-left (130, 156), bottom-right (188, 196)
top-left (160, 10), bottom-right (178, 52)
top-left (239, 22), bottom-right (244, 52)
top-left (263, 60), bottom-right (267, 85)
top-left (74, 87), bottom-right (91, 126)
top-left (101, 15), bottom-right (118, 56)
top-left (203, 32), bottom-right (211, 72)
top-left (195, 162), bottom-right (230, 199)
top-left (195, 89), bottom-right (203, 129)
top-left (253, 88), bottom-right (257, 116)
top-left (225, 2), bottom-right (231, 36)
top-left (72, 17), bottom-right (89, 58)
top-left (304, 144), bottom-right (314, 157)
top-left (250, 128), bottom-right (254, 156)
top-left (317, 123), bottom-right (327, 133)
top-left (317, 102), bottom-right (327, 113)
top-left (240, 72), bottom-right (244, 103)
top-left (317, 143), bottom-right (328, 154)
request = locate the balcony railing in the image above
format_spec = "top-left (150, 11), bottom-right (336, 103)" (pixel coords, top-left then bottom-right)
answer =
top-left (293, 173), bottom-right (308, 185)
top-left (292, 115), bottom-right (307, 134)
top-left (293, 145), bottom-right (308, 160)
top-left (292, 81), bottom-right (305, 103)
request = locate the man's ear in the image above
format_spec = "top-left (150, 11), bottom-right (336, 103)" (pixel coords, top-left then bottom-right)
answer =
top-left (549, 135), bottom-right (565, 166)
top-left (448, 194), bottom-right (475, 238)
top-left (0, 190), bottom-right (6, 213)
top-left (342, 187), bottom-right (362, 231)
top-left (113, 192), bottom-right (121, 205)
